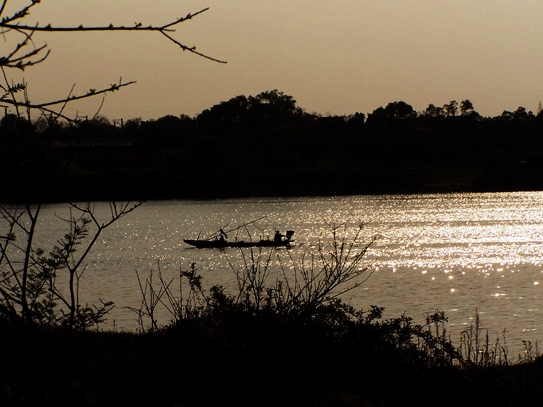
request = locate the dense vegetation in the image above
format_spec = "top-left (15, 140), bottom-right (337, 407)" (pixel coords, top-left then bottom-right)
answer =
top-left (2, 268), bottom-right (543, 407)
top-left (2, 90), bottom-right (543, 202)
top-left (3, 303), bottom-right (542, 406)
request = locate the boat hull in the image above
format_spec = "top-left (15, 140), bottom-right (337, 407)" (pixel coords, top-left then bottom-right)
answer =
top-left (183, 239), bottom-right (292, 248)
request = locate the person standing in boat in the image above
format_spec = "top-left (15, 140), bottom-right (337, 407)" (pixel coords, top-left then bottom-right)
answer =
top-left (274, 230), bottom-right (282, 243)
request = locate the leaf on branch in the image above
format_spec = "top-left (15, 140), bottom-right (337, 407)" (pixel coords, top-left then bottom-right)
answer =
top-left (1, 81), bottom-right (24, 98)
top-left (9, 83), bottom-right (26, 93)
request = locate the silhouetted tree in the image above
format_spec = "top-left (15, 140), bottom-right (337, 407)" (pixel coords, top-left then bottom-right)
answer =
top-left (155, 114), bottom-right (195, 124)
top-left (443, 100), bottom-right (458, 117)
top-left (198, 90), bottom-right (304, 135)
top-left (460, 100), bottom-right (475, 116)
top-left (122, 118), bottom-right (142, 132)
top-left (369, 101), bottom-right (416, 122)
top-left (0, 202), bottom-right (142, 327)
top-left (512, 106), bottom-right (532, 121)
top-left (248, 89), bottom-right (303, 124)
top-left (198, 95), bottom-right (250, 134)
top-left (423, 104), bottom-right (444, 117)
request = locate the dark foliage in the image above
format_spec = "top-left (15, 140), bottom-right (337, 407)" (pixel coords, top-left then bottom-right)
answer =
top-left (3, 92), bottom-right (543, 202)
top-left (1, 303), bottom-right (542, 407)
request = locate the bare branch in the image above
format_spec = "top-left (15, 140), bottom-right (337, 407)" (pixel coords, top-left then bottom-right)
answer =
top-left (0, 7), bottom-right (226, 64)
top-left (0, 4), bottom-right (226, 120)
top-left (2, 80), bottom-right (136, 109)
top-left (2, 7), bottom-right (208, 32)
top-left (0, 28), bottom-right (50, 70)
top-left (0, 0), bottom-right (41, 26)
top-left (160, 31), bottom-right (226, 64)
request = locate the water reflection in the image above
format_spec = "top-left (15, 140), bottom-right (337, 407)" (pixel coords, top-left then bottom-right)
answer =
top-left (8, 192), bottom-right (542, 355)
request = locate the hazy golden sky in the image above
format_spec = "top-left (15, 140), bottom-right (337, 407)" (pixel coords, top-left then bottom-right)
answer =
top-left (9, 0), bottom-right (543, 120)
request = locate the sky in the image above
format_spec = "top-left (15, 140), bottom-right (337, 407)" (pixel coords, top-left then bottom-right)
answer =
top-left (5, 0), bottom-right (543, 121)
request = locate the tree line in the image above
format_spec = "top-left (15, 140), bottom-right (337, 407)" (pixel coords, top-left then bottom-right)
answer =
top-left (2, 89), bottom-right (543, 202)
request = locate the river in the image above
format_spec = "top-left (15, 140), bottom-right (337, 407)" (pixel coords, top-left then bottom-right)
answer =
top-left (6, 191), bottom-right (543, 357)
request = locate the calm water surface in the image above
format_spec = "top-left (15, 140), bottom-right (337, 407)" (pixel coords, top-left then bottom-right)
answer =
top-left (31, 192), bottom-right (543, 354)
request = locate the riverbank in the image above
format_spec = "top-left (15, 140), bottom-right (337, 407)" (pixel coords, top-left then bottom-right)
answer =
top-left (3, 163), bottom-right (539, 203)
top-left (1, 314), bottom-right (542, 407)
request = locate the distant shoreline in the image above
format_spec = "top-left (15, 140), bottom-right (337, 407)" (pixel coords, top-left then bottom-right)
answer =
top-left (2, 169), bottom-right (539, 204)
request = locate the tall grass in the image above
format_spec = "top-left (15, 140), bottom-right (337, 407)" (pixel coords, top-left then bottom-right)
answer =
top-left (458, 309), bottom-right (540, 367)
top-left (131, 222), bottom-right (377, 332)
top-left (130, 221), bottom-right (540, 368)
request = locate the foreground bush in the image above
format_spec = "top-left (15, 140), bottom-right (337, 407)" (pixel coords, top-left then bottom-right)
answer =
top-left (2, 300), bottom-right (543, 407)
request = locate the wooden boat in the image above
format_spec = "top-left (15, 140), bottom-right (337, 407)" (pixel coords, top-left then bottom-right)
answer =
top-left (184, 230), bottom-right (294, 249)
